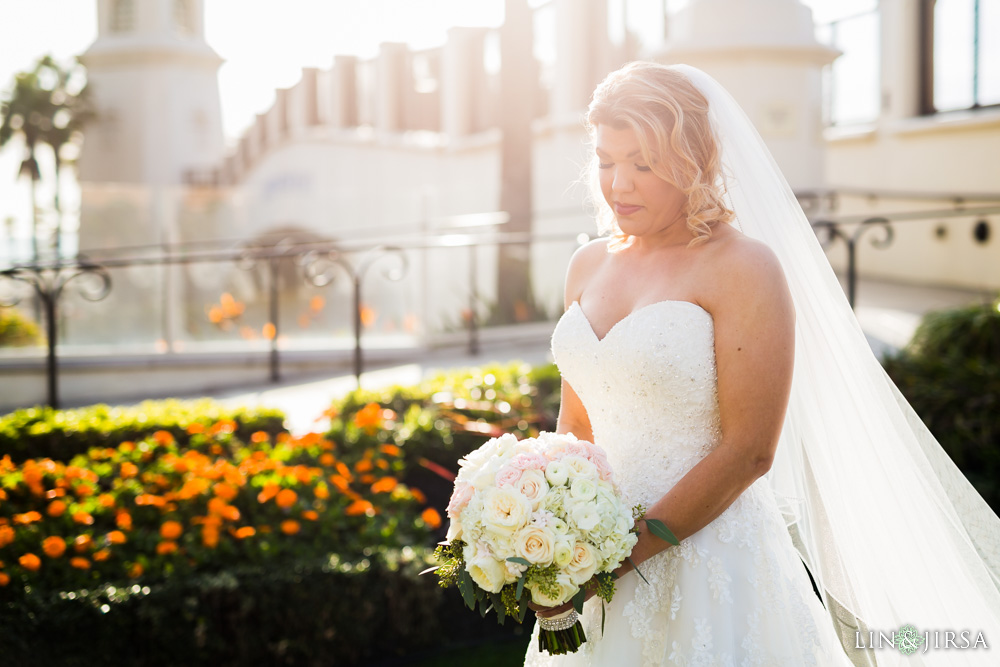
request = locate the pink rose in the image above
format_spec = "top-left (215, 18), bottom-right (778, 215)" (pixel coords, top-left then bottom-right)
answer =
top-left (446, 482), bottom-right (474, 518)
top-left (544, 442), bottom-right (570, 461)
top-left (508, 452), bottom-right (548, 471)
top-left (494, 465), bottom-right (523, 488)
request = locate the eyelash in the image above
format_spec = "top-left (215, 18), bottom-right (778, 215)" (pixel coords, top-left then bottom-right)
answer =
top-left (598, 163), bottom-right (652, 172)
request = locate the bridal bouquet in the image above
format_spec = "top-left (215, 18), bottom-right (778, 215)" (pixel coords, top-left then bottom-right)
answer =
top-left (429, 432), bottom-right (677, 655)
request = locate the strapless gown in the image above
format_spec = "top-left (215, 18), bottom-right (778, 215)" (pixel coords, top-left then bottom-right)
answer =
top-left (524, 300), bottom-right (855, 666)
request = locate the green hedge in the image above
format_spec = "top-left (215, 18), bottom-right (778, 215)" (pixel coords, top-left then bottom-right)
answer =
top-left (0, 399), bottom-right (287, 463)
top-left (0, 307), bottom-right (43, 347)
top-left (0, 548), bottom-right (529, 667)
top-left (883, 298), bottom-right (1000, 513)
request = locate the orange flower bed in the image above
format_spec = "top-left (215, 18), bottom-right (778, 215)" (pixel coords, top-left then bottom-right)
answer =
top-left (0, 420), bottom-right (433, 592)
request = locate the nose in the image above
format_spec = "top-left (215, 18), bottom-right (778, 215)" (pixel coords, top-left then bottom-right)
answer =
top-left (611, 166), bottom-right (634, 193)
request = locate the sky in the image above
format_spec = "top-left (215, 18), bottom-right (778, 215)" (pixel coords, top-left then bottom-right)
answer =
top-left (0, 0), bottom-right (857, 254)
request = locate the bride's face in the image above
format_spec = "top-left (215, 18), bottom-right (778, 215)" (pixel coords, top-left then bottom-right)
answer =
top-left (595, 124), bottom-right (687, 241)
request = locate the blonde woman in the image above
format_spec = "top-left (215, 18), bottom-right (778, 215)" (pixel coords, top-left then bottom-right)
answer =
top-left (526, 62), bottom-right (1000, 665)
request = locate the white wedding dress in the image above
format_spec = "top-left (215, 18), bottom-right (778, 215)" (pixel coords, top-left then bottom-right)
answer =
top-left (524, 299), bottom-right (855, 666)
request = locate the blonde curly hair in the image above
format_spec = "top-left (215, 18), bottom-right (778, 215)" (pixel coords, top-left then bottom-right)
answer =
top-left (585, 62), bottom-right (734, 249)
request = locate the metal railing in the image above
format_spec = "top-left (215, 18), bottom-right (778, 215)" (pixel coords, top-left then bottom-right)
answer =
top-left (1, 230), bottom-right (580, 409)
top-left (3, 194), bottom-right (999, 408)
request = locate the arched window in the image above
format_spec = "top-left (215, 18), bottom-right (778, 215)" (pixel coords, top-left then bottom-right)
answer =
top-left (174, 0), bottom-right (196, 36)
top-left (110, 0), bottom-right (134, 33)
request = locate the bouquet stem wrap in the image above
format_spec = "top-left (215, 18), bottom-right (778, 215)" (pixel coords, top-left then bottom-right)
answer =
top-left (537, 609), bottom-right (586, 655)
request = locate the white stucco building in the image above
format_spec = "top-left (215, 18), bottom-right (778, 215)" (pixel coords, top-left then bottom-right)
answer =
top-left (68, 0), bottom-right (998, 352)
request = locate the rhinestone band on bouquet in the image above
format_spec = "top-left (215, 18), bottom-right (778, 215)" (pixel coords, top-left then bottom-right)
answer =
top-left (427, 432), bottom-right (677, 655)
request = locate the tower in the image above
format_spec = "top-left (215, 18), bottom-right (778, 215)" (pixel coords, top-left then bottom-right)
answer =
top-left (656, 0), bottom-right (839, 192)
top-left (77, 0), bottom-right (225, 187)
top-left (74, 0), bottom-right (226, 349)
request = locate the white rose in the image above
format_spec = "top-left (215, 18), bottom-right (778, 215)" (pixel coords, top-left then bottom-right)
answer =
top-left (553, 540), bottom-right (573, 568)
top-left (445, 518), bottom-right (463, 542)
top-left (514, 525), bottom-right (556, 566)
top-left (571, 503), bottom-right (600, 532)
top-left (527, 573), bottom-right (578, 607)
top-left (570, 478), bottom-right (597, 502)
top-left (545, 460), bottom-right (569, 487)
top-left (481, 487), bottom-right (532, 536)
top-left (463, 544), bottom-right (506, 593)
top-left (517, 470), bottom-right (549, 510)
top-left (566, 542), bottom-right (599, 586)
top-left (562, 455), bottom-right (598, 480)
top-left (471, 468), bottom-right (496, 491)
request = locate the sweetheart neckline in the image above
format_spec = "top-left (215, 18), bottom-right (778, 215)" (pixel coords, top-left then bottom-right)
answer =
top-left (568, 299), bottom-right (712, 343)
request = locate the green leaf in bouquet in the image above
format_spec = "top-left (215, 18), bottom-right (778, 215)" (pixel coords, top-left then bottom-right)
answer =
top-left (572, 587), bottom-right (587, 615)
top-left (645, 518), bottom-right (680, 545)
top-left (517, 599), bottom-right (530, 623)
top-left (516, 572), bottom-right (527, 602)
top-left (492, 592), bottom-right (506, 626)
top-left (479, 596), bottom-right (491, 618)
top-left (457, 567), bottom-right (476, 610)
top-left (506, 556), bottom-right (531, 567)
top-left (627, 556), bottom-right (649, 585)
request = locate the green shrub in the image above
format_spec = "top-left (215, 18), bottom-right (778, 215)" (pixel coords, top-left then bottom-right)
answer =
top-left (0, 307), bottom-right (43, 347)
top-left (0, 399), bottom-right (287, 463)
top-left (0, 548), bottom-right (526, 666)
top-left (0, 363), bottom-right (555, 664)
top-left (883, 298), bottom-right (1000, 512)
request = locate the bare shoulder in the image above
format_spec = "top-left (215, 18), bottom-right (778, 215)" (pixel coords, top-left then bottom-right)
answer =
top-left (701, 231), bottom-right (792, 316)
top-left (564, 237), bottom-right (610, 307)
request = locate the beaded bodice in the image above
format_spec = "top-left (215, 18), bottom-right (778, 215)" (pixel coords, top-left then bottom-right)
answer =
top-left (550, 300), bottom-right (721, 507)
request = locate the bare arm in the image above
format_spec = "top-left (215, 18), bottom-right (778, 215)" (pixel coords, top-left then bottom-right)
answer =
top-left (614, 241), bottom-right (795, 577)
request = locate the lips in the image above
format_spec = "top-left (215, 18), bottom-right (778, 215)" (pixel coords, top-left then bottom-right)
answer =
top-left (614, 202), bottom-right (642, 216)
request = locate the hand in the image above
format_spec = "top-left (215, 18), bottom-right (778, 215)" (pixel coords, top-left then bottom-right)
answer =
top-left (528, 584), bottom-right (596, 618)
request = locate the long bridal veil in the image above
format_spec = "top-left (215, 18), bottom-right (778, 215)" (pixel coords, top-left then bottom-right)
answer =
top-left (671, 64), bottom-right (1000, 665)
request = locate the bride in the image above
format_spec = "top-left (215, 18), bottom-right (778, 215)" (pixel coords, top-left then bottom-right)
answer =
top-left (524, 62), bottom-right (1000, 665)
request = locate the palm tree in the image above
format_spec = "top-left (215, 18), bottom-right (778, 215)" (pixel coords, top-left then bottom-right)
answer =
top-left (0, 55), bottom-right (93, 262)
top-left (35, 56), bottom-right (94, 258)
top-left (0, 68), bottom-right (48, 262)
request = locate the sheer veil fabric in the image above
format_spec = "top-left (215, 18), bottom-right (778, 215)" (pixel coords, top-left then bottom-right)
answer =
top-left (667, 65), bottom-right (1000, 664)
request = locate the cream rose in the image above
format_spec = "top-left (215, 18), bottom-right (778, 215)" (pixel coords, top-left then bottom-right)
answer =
top-left (566, 541), bottom-right (599, 585)
top-left (481, 487), bottom-right (532, 536)
top-left (527, 573), bottom-right (578, 607)
top-left (464, 544), bottom-right (506, 593)
top-left (562, 455), bottom-right (598, 480)
top-left (514, 525), bottom-right (556, 566)
top-left (516, 470), bottom-right (549, 509)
